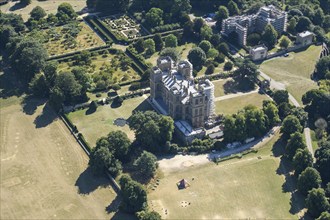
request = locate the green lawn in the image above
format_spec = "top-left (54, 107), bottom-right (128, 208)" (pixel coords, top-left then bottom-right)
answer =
top-left (260, 45), bottom-right (321, 105)
top-left (67, 96), bottom-right (152, 146)
top-left (215, 92), bottom-right (270, 115)
top-left (149, 133), bottom-right (299, 219)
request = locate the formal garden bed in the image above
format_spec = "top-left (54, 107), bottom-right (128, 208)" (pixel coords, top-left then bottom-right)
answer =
top-left (32, 21), bottom-right (106, 56)
top-left (57, 49), bottom-right (141, 91)
top-left (99, 14), bottom-right (149, 41)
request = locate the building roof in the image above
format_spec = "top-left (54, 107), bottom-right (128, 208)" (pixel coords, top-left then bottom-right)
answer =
top-left (297, 31), bottom-right (314, 38)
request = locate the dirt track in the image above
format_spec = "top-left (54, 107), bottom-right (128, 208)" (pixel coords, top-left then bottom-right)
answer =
top-left (0, 98), bottom-right (117, 219)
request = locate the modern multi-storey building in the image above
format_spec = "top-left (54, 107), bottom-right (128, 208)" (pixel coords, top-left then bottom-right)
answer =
top-left (221, 5), bottom-right (287, 46)
top-left (150, 57), bottom-right (215, 143)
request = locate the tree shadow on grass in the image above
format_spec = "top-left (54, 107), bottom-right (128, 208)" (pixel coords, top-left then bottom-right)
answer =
top-left (105, 195), bottom-right (121, 214)
top-left (223, 78), bottom-right (255, 94)
top-left (9, 2), bottom-right (28, 11)
top-left (85, 107), bottom-right (96, 115)
top-left (34, 102), bottom-right (58, 128)
top-left (0, 65), bottom-right (26, 99)
top-left (21, 96), bottom-right (47, 115)
top-left (271, 136), bottom-right (287, 157)
top-left (75, 167), bottom-right (111, 195)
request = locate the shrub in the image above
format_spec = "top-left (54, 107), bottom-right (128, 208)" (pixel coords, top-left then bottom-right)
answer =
top-left (205, 64), bottom-right (215, 75)
top-left (224, 62), bottom-right (233, 71)
top-left (112, 84), bottom-right (121, 91)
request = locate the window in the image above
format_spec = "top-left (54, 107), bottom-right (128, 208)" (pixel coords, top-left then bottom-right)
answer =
top-left (195, 109), bottom-right (198, 115)
top-left (195, 99), bottom-right (198, 105)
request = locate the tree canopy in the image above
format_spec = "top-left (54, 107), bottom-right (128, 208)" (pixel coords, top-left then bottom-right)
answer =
top-left (297, 167), bottom-right (322, 195)
top-left (134, 151), bottom-right (158, 177)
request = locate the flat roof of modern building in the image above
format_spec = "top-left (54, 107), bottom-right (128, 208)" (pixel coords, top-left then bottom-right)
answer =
top-left (297, 31), bottom-right (314, 38)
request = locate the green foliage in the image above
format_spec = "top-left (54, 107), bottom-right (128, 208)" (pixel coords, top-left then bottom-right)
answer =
top-left (199, 40), bottom-right (212, 53)
top-left (164, 34), bottom-right (178, 48)
top-left (10, 37), bottom-right (48, 81)
top-left (262, 101), bottom-right (280, 127)
top-left (279, 36), bottom-right (291, 49)
top-left (228, 0), bottom-right (239, 16)
top-left (136, 210), bottom-right (161, 220)
top-left (89, 100), bottom-right (98, 111)
top-left (296, 16), bottom-right (312, 32)
top-left (107, 131), bottom-right (131, 162)
top-left (120, 175), bottom-right (147, 213)
top-left (145, 8), bottom-right (164, 28)
top-left (217, 42), bottom-right (229, 55)
top-left (20, 0), bottom-right (31, 5)
top-left (30, 6), bottom-right (47, 21)
top-left (193, 18), bottom-right (205, 34)
top-left (303, 88), bottom-right (330, 120)
top-left (144, 39), bottom-right (156, 55)
top-left (129, 111), bottom-right (174, 153)
top-left (281, 115), bottom-right (303, 139)
top-left (56, 3), bottom-right (77, 24)
top-left (315, 140), bottom-right (330, 183)
top-left (293, 148), bottom-right (313, 175)
top-left (53, 72), bottom-right (82, 103)
top-left (233, 59), bottom-right (259, 87)
top-left (297, 167), bottom-right (322, 195)
top-left (262, 24), bottom-right (278, 49)
top-left (29, 73), bottom-right (49, 98)
top-left (273, 90), bottom-right (289, 105)
top-left (317, 212), bottom-right (330, 220)
top-left (247, 33), bottom-right (261, 46)
top-left (200, 25), bottom-right (213, 40)
top-left (216, 6), bottom-right (229, 23)
top-left (314, 56), bottom-right (330, 79)
top-left (306, 188), bottom-right (330, 218)
top-left (188, 47), bottom-right (206, 69)
top-left (153, 34), bottom-right (164, 51)
top-left (134, 151), bottom-right (158, 177)
top-left (112, 84), bottom-right (121, 91)
top-left (224, 61), bottom-right (233, 71)
top-left (205, 64), bottom-right (215, 75)
top-left (160, 47), bottom-right (180, 62)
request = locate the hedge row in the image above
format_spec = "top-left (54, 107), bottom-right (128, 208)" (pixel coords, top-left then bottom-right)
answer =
top-left (125, 47), bottom-right (149, 71)
top-left (215, 149), bottom-right (258, 163)
top-left (151, 23), bottom-right (181, 33)
top-left (77, 133), bottom-right (92, 153)
top-left (93, 17), bottom-right (130, 44)
top-left (85, 17), bottom-right (114, 44)
top-left (62, 113), bottom-right (77, 132)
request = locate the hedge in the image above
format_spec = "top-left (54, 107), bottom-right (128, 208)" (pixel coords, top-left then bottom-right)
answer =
top-left (78, 133), bottom-right (92, 153)
top-left (62, 113), bottom-right (77, 133)
top-left (125, 47), bottom-right (149, 71)
top-left (85, 17), bottom-right (114, 44)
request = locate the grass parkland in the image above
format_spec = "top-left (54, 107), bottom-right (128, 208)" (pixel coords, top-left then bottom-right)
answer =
top-left (1, 0), bottom-right (330, 219)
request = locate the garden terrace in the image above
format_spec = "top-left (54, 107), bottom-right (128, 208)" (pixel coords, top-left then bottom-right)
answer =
top-left (35, 21), bottom-right (106, 57)
top-left (57, 50), bottom-right (141, 91)
top-left (98, 14), bottom-right (149, 41)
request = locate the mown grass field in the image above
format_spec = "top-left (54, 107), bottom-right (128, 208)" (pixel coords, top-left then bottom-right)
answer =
top-left (215, 92), bottom-right (270, 115)
top-left (149, 133), bottom-right (299, 219)
top-left (260, 45), bottom-right (321, 104)
top-left (0, 96), bottom-right (132, 219)
top-left (67, 96), bottom-right (152, 147)
top-left (45, 22), bottom-right (105, 56)
top-left (0, 0), bottom-right (86, 21)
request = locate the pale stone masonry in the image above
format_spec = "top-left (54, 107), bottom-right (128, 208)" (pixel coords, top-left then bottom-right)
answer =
top-left (221, 5), bottom-right (287, 46)
top-left (150, 57), bottom-right (215, 143)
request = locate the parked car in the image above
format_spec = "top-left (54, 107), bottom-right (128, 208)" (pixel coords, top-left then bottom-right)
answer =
top-left (284, 53), bottom-right (289, 57)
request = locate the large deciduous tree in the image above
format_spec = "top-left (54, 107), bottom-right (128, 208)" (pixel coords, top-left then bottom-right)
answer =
top-left (188, 47), bottom-right (206, 69)
top-left (293, 148), bottom-right (313, 175)
top-left (297, 167), bottom-right (322, 195)
top-left (262, 24), bottom-right (278, 48)
top-left (145, 8), bottom-right (163, 28)
top-left (306, 188), bottom-right (330, 218)
top-left (281, 115), bottom-right (303, 139)
top-left (134, 151), bottom-right (158, 177)
top-left (315, 140), bottom-right (330, 183)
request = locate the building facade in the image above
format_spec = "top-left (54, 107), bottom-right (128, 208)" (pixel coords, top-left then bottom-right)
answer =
top-left (150, 57), bottom-right (215, 143)
top-left (221, 5), bottom-right (287, 46)
top-left (296, 31), bottom-right (314, 46)
top-left (249, 45), bottom-right (268, 61)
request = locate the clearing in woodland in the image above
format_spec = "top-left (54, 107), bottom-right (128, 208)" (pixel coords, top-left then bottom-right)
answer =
top-left (0, 96), bottom-right (132, 219)
top-left (149, 133), bottom-right (303, 219)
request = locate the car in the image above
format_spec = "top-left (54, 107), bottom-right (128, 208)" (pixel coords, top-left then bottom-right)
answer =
top-left (284, 53), bottom-right (289, 57)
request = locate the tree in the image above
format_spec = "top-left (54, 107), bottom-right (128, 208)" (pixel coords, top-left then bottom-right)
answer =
top-left (134, 151), bottom-right (158, 177)
top-left (293, 148), bottom-right (313, 175)
top-left (145, 8), bottom-right (163, 28)
top-left (223, 115), bottom-right (237, 142)
top-left (224, 61), bottom-right (233, 71)
top-left (297, 167), bottom-right (322, 195)
top-left (43, 61), bottom-right (58, 87)
top-left (56, 3), bottom-right (77, 23)
top-left (53, 72), bottom-right (82, 103)
top-left (29, 73), bottom-right (49, 98)
top-left (233, 59), bottom-right (259, 87)
top-left (287, 17), bottom-right (297, 34)
top-left (296, 16), bottom-right (312, 32)
top-left (10, 38), bottom-right (48, 81)
top-left (210, 34), bottom-right (221, 47)
top-left (193, 18), bottom-right (205, 34)
top-left (317, 212), bottom-right (330, 220)
top-left (160, 48), bottom-right (180, 62)
top-left (306, 188), bottom-right (330, 218)
top-left (273, 90), bottom-right (289, 105)
top-left (144, 39), bottom-right (155, 55)
top-left (89, 146), bottom-right (122, 177)
top-left (313, 8), bottom-right (325, 26)
top-left (247, 33), bottom-right (261, 46)
top-left (93, 0), bottom-right (129, 13)
top-left (262, 24), bottom-right (278, 48)
top-left (216, 6), bottom-right (229, 24)
top-left (137, 210), bottom-right (162, 220)
top-left (279, 36), bottom-right (291, 49)
top-left (49, 87), bottom-right (64, 112)
top-left (281, 115), bottom-right (303, 139)
top-left (107, 131), bottom-right (131, 162)
top-left (198, 40), bottom-right (212, 53)
top-left (153, 34), bottom-right (164, 51)
top-left (315, 140), bottom-right (330, 183)
top-left (228, 0), bottom-right (239, 16)
top-left (286, 132), bottom-right (307, 160)
top-left (120, 175), bottom-right (147, 213)
top-left (244, 105), bottom-right (268, 138)
top-left (200, 25), bottom-right (213, 40)
top-left (205, 64), bottom-right (215, 75)
top-left (164, 34), bottom-right (178, 48)
top-left (183, 20), bottom-right (194, 39)
top-left (262, 101), bottom-right (280, 127)
top-left (171, 0), bottom-right (192, 19)
top-left (188, 47), bottom-right (206, 69)
top-left (217, 42), bottom-right (229, 55)
top-left (291, 107), bottom-right (308, 127)
top-left (30, 6), bottom-right (47, 21)
top-left (207, 48), bottom-right (219, 59)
